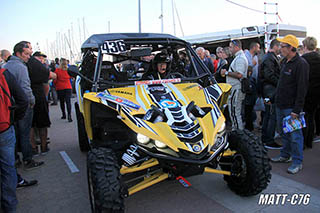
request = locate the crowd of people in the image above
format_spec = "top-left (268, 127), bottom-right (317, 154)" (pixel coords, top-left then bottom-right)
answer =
top-left (198, 35), bottom-right (320, 175)
top-left (0, 41), bottom-right (73, 212)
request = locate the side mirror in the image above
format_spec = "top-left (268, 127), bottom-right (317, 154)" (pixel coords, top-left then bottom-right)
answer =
top-left (67, 65), bottom-right (80, 78)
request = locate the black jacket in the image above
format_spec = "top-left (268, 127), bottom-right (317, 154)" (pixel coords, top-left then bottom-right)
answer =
top-left (3, 69), bottom-right (29, 121)
top-left (302, 51), bottom-right (320, 97)
top-left (258, 52), bottom-right (280, 100)
top-left (275, 54), bottom-right (309, 114)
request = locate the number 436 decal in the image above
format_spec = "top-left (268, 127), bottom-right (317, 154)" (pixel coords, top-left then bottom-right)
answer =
top-left (101, 40), bottom-right (126, 54)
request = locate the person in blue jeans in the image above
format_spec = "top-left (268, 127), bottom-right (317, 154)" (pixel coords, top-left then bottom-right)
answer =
top-left (4, 41), bottom-right (44, 169)
top-left (271, 35), bottom-right (309, 174)
top-left (0, 126), bottom-right (18, 212)
top-left (0, 68), bottom-right (28, 212)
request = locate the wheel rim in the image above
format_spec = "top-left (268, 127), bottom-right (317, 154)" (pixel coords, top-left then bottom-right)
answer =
top-left (230, 153), bottom-right (247, 185)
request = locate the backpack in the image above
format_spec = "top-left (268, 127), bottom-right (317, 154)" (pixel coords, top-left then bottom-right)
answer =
top-left (0, 68), bottom-right (14, 133)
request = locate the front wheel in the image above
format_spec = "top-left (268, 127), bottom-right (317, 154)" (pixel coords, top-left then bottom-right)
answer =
top-left (220, 129), bottom-right (271, 196)
top-left (87, 148), bottom-right (125, 213)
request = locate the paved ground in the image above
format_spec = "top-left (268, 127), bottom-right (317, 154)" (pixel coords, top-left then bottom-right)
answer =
top-left (16, 99), bottom-right (320, 213)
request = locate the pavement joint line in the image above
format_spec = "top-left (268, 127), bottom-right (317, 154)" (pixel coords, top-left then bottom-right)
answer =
top-left (59, 151), bottom-right (80, 173)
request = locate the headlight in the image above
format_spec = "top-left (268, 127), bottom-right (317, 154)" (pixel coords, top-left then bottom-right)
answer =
top-left (137, 133), bottom-right (150, 144)
top-left (218, 122), bottom-right (226, 134)
top-left (155, 140), bottom-right (167, 148)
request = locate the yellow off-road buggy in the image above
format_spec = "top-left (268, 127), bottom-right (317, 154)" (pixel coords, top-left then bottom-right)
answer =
top-left (69, 33), bottom-right (271, 213)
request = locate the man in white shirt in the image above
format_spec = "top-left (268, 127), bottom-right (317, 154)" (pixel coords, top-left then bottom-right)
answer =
top-left (221, 40), bottom-right (248, 130)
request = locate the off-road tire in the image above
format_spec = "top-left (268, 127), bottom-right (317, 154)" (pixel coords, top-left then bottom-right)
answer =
top-left (75, 102), bottom-right (90, 152)
top-left (87, 147), bottom-right (125, 213)
top-left (220, 129), bottom-right (271, 196)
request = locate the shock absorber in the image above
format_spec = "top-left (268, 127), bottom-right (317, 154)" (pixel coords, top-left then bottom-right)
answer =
top-left (122, 144), bottom-right (142, 166)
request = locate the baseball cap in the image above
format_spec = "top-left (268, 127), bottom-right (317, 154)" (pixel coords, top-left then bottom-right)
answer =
top-left (33, 51), bottom-right (47, 57)
top-left (277, 34), bottom-right (299, 48)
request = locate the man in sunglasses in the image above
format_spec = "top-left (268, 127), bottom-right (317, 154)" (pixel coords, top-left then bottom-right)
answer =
top-left (221, 39), bottom-right (248, 131)
top-left (271, 34), bottom-right (309, 174)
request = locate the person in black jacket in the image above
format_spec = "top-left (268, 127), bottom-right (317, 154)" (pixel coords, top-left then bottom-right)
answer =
top-left (259, 39), bottom-right (282, 149)
top-left (271, 35), bottom-right (309, 174)
top-left (301, 37), bottom-right (320, 148)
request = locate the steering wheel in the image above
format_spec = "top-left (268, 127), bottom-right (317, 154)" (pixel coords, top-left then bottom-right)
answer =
top-left (165, 72), bottom-right (185, 79)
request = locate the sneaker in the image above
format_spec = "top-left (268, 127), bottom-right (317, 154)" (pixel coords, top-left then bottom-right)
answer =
top-left (32, 148), bottom-right (40, 157)
top-left (313, 136), bottom-right (320, 143)
top-left (287, 164), bottom-right (303, 174)
top-left (271, 156), bottom-right (292, 163)
top-left (264, 142), bottom-right (282, 150)
top-left (24, 159), bottom-right (44, 171)
top-left (17, 179), bottom-right (38, 189)
top-left (41, 147), bottom-right (50, 156)
top-left (274, 132), bottom-right (281, 139)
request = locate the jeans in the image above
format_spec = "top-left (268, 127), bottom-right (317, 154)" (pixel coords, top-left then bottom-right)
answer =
top-left (16, 106), bottom-right (33, 162)
top-left (0, 126), bottom-right (18, 212)
top-left (276, 107), bottom-right (304, 165)
top-left (262, 103), bottom-right (277, 145)
top-left (57, 89), bottom-right (72, 116)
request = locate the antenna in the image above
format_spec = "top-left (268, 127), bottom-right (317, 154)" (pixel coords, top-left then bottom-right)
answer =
top-left (138, 0), bottom-right (141, 32)
top-left (172, 0), bottom-right (176, 35)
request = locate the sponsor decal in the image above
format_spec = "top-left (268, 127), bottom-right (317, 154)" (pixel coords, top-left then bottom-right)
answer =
top-left (135, 78), bottom-right (181, 85)
top-left (192, 144), bottom-right (201, 152)
top-left (176, 176), bottom-right (191, 188)
top-left (111, 90), bottom-right (133, 95)
top-left (147, 86), bottom-right (166, 92)
top-left (96, 92), bottom-right (140, 110)
top-left (159, 99), bottom-right (179, 108)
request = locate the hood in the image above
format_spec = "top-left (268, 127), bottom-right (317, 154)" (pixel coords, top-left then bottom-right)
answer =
top-left (94, 82), bottom-right (225, 154)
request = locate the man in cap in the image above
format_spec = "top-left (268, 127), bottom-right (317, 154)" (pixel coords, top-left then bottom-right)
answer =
top-left (271, 34), bottom-right (309, 174)
top-left (27, 51), bottom-right (56, 155)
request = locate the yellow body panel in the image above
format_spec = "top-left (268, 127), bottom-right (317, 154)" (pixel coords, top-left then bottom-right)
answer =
top-left (81, 82), bottom-right (228, 153)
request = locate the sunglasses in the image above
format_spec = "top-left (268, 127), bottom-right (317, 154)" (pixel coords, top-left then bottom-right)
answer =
top-left (231, 40), bottom-right (238, 47)
top-left (280, 44), bottom-right (290, 48)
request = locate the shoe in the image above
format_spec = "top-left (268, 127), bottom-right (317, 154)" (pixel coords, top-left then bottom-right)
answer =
top-left (287, 164), bottom-right (302, 174)
top-left (32, 148), bottom-right (40, 157)
top-left (68, 114), bottom-right (73, 122)
top-left (51, 102), bottom-right (58, 106)
top-left (24, 159), bottom-right (44, 171)
top-left (313, 136), bottom-right (320, 143)
top-left (17, 179), bottom-right (38, 189)
top-left (41, 147), bottom-right (50, 156)
top-left (274, 132), bottom-right (281, 139)
top-left (61, 114), bottom-right (66, 119)
top-left (264, 142), bottom-right (282, 150)
top-left (271, 156), bottom-right (292, 163)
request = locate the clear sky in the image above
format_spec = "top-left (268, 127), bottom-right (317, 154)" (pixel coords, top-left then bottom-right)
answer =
top-left (1, 0), bottom-right (319, 60)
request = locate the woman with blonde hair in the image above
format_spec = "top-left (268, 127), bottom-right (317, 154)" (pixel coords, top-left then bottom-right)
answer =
top-left (53, 58), bottom-right (73, 122)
